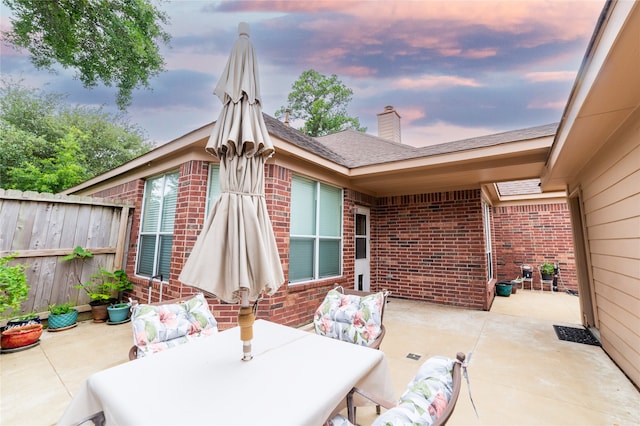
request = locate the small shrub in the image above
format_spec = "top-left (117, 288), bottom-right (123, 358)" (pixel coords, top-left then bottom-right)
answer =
top-left (48, 302), bottom-right (75, 315)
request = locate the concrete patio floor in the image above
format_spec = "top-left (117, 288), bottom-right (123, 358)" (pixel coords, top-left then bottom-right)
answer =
top-left (1, 289), bottom-right (638, 425)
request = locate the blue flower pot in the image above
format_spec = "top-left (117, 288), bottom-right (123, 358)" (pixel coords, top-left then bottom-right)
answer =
top-left (496, 281), bottom-right (512, 297)
top-left (48, 310), bottom-right (78, 329)
top-left (107, 303), bottom-right (130, 323)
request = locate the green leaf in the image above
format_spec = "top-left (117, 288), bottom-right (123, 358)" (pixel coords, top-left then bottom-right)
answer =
top-left (3, 0), bottom-right (171, 109)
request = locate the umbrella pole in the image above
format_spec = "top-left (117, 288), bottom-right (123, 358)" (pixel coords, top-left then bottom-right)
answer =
top-left (238, 289), bottom-right (254, 361)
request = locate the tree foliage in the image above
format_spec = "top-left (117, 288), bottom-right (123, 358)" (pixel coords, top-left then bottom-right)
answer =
top-left (2, 0), bottom-right (171, 109)
top-left (0, 82), bottom-right (152, 193)
top-left (275, 69), bottom-right (366, 137)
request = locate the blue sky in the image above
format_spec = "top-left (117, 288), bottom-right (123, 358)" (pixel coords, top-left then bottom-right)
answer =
top-left (0, 0), bottom-right (605, 147)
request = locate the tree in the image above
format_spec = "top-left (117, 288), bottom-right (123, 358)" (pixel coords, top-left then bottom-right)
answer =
top-left (275, 69), bottom-right (366, 137)
top-left (2, 0), bottom-right (171, 109)
top-left (7, 127), bottom-right (89, 193)
top-left (0, 82), bottom-right (152, 192)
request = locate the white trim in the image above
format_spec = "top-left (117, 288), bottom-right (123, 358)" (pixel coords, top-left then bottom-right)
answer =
top-left (549, 0), bottom-right (635, 171)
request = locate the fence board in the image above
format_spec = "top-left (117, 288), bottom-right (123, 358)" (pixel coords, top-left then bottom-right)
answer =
top-left (12, 202), bottom-right (37, 250)
top-left (0, 198), bottom-right (18, 248)
top-left (0, 189), bottom-right (133, 316)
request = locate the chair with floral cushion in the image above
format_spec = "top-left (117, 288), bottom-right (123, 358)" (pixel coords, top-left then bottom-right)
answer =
top-left (314, 286), bottom-right (390, 417)
top-left (313, 286), bottom-right (390, 350)
top-left (325, 352), bottom-right (467, 426)
top-left (128, 293), bottom-right (218, 360)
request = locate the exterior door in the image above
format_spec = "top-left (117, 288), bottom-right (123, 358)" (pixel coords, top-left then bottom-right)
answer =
top-left (354, 206), bottom-right (370, 292)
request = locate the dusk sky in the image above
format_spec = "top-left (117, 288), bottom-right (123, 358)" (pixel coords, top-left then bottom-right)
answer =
top-left (0, 0), bottom-right (605, 147)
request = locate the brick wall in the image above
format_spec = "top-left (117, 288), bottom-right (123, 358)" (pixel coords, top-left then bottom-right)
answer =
top-left (493, 203), bottom-right (577, 292)
top-left (373, 190), bottom-right (488, 309)
top-left (88, 162), bottom-right (349, 329)
top-left (88, 160), bottom-right (576, 329)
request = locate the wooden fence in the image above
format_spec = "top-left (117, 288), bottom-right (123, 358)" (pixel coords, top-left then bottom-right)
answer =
top-left (0, 189), bottom-right (133, 316)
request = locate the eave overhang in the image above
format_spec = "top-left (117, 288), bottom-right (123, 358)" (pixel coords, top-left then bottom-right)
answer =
top-left (542, 0), bottom-right (640, 193)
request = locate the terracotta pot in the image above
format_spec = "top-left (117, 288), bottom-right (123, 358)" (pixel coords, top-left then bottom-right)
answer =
top-left (90, 304), bottom-right (109, 322)
top-left (1, 323), bottom-right (43, 349)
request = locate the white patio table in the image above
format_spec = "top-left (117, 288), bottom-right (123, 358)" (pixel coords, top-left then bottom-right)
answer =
top-left (58, 319), bottom-right (395, 426)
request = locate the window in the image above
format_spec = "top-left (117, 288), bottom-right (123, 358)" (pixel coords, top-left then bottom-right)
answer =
top-left (483, 201), bottom-right (494, 281)
top-left (355, 214), bottom-right (367, 259)
top-left (289, 176), bottom-right (342, 283)
top-left (136, 172), bottom-right (179, 278)
top-left (206, 163), bottom-right (221, 216)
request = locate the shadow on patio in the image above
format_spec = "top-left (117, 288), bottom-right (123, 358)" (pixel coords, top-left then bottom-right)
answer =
top-left (1, 290), bottom-right (638, 425)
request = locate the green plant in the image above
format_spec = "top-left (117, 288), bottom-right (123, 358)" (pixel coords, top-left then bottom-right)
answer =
top-left (61, 245), bottom-right (94, 287)
top-left (75, 279), bottom-right (112, 303)
top-left (10, 312), bottom-right (39, 321)
top-left (79, 268), bottom-right (132, 304)
top-left (108, 269), bottom-right (133, 303)
top-left (0, 253), bottom-right (30, 319)
top-left (541, 263), bottom-right (555, 275)
top-left (48, 302), bottom-right (75, 315)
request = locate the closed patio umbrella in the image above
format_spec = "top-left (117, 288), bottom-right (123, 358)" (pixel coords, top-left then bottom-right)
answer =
top-left (179, 22), bottom-right (284, 361)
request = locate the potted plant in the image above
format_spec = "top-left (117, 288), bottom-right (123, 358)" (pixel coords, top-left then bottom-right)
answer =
top-left (5, 312), bottom-right (41, 329)
top-left (0, 253), bottom-right (43, 351)
top-left (75, 274), bottom-right (114, 323)
top-left (103, 269), bottom-right (133, 323)
top-left (47, 302), bottom-right (78, 331)
top-left (510, 277), bottom-right (523, 294)
top-left (80, 268), bottom-right (133, 324)
top-left (62, 246), bottom-right (109, 322)
top-left (540, 262), bottom-right (555, 280)
top-left (495, 280), bottom-right (512, 297)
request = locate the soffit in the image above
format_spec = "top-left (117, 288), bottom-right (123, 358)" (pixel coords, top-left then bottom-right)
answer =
top-left (65, 112), bottom-right (556, 201)
top-left (346, 144), bottom-right (551, 197)
top-left (544, 1), bottom-right (640, 192)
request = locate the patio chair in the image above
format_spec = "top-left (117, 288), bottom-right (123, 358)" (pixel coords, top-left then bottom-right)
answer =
top-left (520, 264), bottom-right (534, 290)
top-left (326, 352), bottom-right (467, 426)
top-left (313, 286), bottom-right (390, 350)
top-left (128, 293), bottom-right (218, 360)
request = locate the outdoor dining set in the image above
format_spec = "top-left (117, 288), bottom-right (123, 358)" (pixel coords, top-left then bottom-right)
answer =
top-left (58, 287), bottom-right (468, 426)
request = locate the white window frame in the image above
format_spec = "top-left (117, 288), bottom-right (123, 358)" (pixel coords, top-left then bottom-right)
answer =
top-left (205, 163), bottom-right (221, 217)
top-left (289, 175), bottom-right (343, 284)
top-left (136, 171), bottom-right (179, 279)
top-left (483, 200), bottom-right (494, 282)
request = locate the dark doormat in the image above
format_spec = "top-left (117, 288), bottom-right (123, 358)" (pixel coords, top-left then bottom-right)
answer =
top-left (553, 325), bottom-right (601, 346)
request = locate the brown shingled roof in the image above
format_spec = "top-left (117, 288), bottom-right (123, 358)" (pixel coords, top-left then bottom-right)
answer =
top-left (263, 114), bottom-right (346, 165)
top-left (496, 179), bottom-right (542, 196)
top-left (314, 122), bottom-right (558, 168)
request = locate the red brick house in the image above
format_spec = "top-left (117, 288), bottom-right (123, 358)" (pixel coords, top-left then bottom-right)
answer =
top-left (63, 1), bottom-right (640, 387)
top-left (64, 109), bottom-right (575, 328)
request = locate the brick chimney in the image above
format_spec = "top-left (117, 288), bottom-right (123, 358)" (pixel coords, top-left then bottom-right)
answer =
top-left (377, 106), bottom-right (401, 143)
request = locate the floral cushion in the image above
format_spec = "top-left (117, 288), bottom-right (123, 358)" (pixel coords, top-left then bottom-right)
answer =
top-left (131, 293), bottom-right (218, 358)
top-left (323, 414), bottom-right (353, 426)
top-left (314, 289), bottom-right (384, 346)
top-left (373, 356), bottom-right (455, 426)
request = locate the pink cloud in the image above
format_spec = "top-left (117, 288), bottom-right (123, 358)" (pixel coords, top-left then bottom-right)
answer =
top-left (524, 71), bottom-right (577, 82)
top-left (394, 75), bottom-right (482, 90)
top-left (403, 121), bottom-right (503, 147)
top-left (528, 100), bottom-right (566, 109)
top-left (265, 1), bottom-right (603, 59)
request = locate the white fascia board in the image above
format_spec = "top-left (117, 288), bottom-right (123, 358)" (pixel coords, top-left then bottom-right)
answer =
top-left (350, 136), bottom-right (553, 176)
top-left (549, 0), bottom-right (635, 171)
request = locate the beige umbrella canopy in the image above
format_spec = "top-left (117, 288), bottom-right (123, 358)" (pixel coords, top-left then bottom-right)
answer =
top-left (179, 22), bottom-right (285, 360)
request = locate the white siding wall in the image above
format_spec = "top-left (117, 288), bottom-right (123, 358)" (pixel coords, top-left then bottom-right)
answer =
top-left (577, 114), bottom-right (640, 386)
